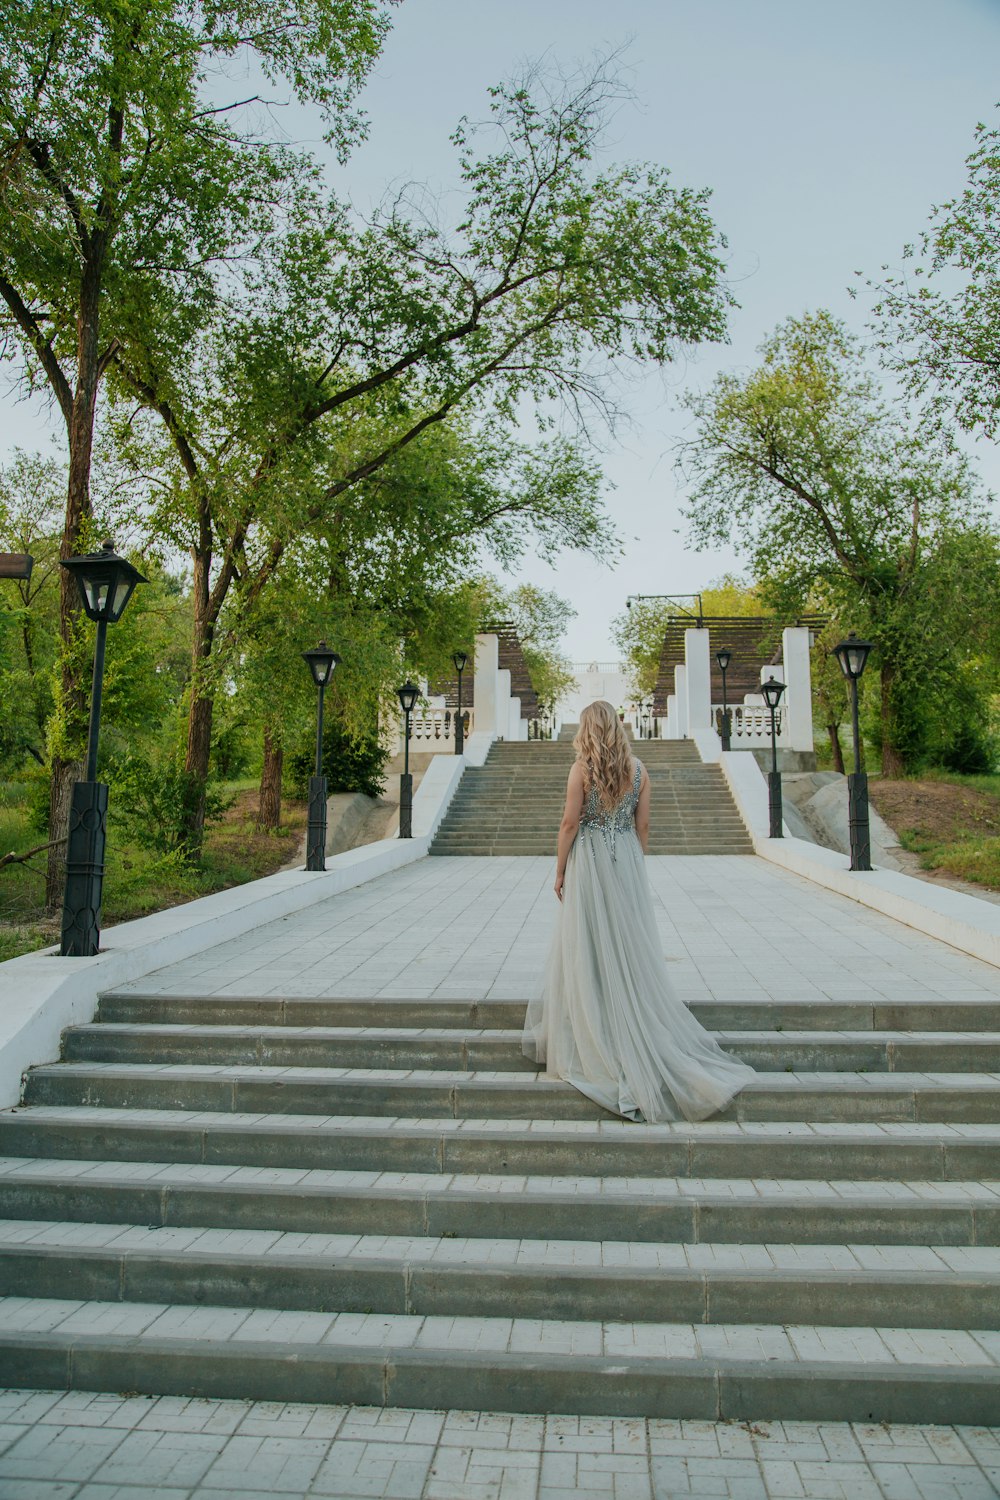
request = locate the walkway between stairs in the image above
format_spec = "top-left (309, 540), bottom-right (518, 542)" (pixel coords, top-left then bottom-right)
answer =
top-left (112, 852), bottom-right (1000, 1007)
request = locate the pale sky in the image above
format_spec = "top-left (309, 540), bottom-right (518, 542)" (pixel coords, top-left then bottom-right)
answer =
top-left (4, 0), bottom-right (1000, 659)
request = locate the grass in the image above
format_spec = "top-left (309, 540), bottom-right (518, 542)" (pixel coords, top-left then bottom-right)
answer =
top-left (0, 780), bottom-right (308, 962)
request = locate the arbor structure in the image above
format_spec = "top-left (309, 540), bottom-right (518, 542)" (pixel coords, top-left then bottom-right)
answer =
top-left (680, 311), bottom-right (999, 775)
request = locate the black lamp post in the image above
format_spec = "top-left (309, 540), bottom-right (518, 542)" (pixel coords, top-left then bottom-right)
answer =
top-left (301, 641), bottom-right (341, 871)
top-left (452, 650), bottom-right (468, 755)
top-left (59, 541), bottom-right (147, 956)
top-left (397, 680), bottom-right (419, 838)
top-left (832, 632), bottom-right (874, 871)
top-left (761, 675), bottom-right (786, 839)
top-left (716, 648), bottom-right (732, 751)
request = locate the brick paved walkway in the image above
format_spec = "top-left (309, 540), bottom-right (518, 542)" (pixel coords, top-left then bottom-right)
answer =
top-left (0, 1387), bottom-right (998, 1498)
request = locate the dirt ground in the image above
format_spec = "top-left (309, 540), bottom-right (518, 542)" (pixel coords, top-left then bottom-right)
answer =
top-left (869, 777), bottom-right (1000, 900)
top-left (869, 779), bottom-right (1000, 845)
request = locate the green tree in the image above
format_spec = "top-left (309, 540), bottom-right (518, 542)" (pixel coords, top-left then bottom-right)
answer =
top-left (869, 110), bottom-right (1000, 441)
top-left (0, 450), bottom-right (64, 769)
top-left (0, 0), bottom-right (397, 893)
top-left (679, 311), bottom-right (999, 775)
top-left (108, 58), bottom-right (730, 852)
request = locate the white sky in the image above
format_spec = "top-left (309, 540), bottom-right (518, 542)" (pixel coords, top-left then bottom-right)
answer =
top-left (4, 0), bottom-right (1000, 659)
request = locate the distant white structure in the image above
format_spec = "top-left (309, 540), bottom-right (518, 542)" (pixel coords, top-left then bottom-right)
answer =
top-left (559, 662), bottom-right (634, 725)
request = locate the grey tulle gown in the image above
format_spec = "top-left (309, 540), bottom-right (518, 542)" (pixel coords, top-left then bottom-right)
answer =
top-left (522, 760), bottom-right (754, 1123)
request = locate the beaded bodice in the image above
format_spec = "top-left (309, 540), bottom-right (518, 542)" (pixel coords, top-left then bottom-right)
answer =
top-left (579, 760), bottom-right (642, 859)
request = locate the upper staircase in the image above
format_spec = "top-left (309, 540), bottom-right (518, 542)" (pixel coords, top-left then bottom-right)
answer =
top-left (431, 738), bottom-right (753, 855)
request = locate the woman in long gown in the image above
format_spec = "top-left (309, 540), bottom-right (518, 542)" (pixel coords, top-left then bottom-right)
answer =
top-left (522, 699), bottom-right (754, 1123)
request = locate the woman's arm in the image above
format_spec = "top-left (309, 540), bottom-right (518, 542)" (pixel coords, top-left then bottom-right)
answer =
top-left (554, 762), bottom-right (586, 900)
top-left (634, 764), bottom-right (651, 854)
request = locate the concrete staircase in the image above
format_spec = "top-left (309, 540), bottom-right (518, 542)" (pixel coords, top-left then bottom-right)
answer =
top-left (1, 986), bottom-right (999, 1420)
top-left (431, 740), bottom-right (753, 855)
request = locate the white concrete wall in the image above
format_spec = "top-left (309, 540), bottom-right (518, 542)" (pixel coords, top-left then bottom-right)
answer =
top-left (712, 741), bottom-right (1000, 971)
top-left (666, 694), bottom-right (678, 739)
top-left (0, 732), bottom-right (493, 1111)
top-left (559, 663), bottom-right (631, 723)
top-left (473, 632), bottom-right (499, 736)
top-left (782, 626), bottom-right (814, 752)
top-left (673, 666), bottom-right (688, 738)
top-left (684, 628), bottom-right (711, 734)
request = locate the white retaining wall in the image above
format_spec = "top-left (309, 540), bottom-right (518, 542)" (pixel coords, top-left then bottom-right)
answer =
top-left (0, 733), bottom-right (492, 1110)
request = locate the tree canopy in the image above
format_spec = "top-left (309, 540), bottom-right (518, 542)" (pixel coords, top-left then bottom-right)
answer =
top-left (679, 310), bottom-right (1000, 774)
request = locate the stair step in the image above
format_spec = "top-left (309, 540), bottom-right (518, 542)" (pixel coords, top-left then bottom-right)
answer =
top-left (60, 1024), bottom-right (1000, 1073)
top-left (2, 1296), bottom-right (996, 1422)
top-left (21, 1062), bottom-right (1000, 1123)
top-left (95, 992), bottom-right (1000, 1032)
top-left (2, 1165), bottom-right (998, 1246)
top-left (3, 1221), bottom-right (999, 1328)
top-left (5, 1107), bottom-right (997, 1179)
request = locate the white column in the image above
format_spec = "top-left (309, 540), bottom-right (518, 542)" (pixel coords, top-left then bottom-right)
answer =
top-left (508, 694), bottom-right (524, 741)
top-left (782, 626), bottom-right (814, 751)
top-left (473, 633), bottom-right (499, 736)
top-left (674, 665), bottom-right (688, 738)
top-left (497, 668), bottom-right (512, 740)
top-left (666, 694), bottom-right (678, 739)
top-left (684, 628), bottom-right (711, 734)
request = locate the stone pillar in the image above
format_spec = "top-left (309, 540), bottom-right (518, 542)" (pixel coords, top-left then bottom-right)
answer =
top-left (497, 668), bottom-right (512, 740)
top-left (666, 694), bottom-right (678, 739)
top-left (684, 628), bottom-right (711, 733)
top-left (473, 632), bottom-right (499, 735)
top-left (508, 695), bottom-right (524, 741)
top-left (782, 626), bottom-right (814, 752)
top-left (674, 665), bottom-right (688, 738)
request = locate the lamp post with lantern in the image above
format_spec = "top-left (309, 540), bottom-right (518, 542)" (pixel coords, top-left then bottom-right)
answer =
top-left (715, 648), bottom-right (732, 751)
top-left (761, 675), bottom-right (786, 839)
top-left (452, 651), bottom-right (468, 754)
top-left (832, 632), bottom-right (874, 871)
top-left (301, 641), bottom-right (341, 872)
top-left (397, 681), bottom-right (419, 838)
top-left (59, 541), bottom-right (147, 956)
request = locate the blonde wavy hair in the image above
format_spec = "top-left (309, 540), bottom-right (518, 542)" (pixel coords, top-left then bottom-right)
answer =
top-left (574, 701), bottom-right (636, 811)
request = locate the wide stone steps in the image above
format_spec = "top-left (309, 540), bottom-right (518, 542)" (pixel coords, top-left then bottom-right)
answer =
top-left (4, 980), bottom-right (1000, 1421)
top-left (2, 1220), bottom-right (999, 1329)
top-left (430, 740), bottom-right (753, 856)
top-left (59, 1023), bottom-right (1000, 1074)
top-left (2, 1163), bottom-right (999, 1246)
top-left (95, 992), bottom-right (1000, 1031)
top-left (3, 1108), bottom-right (998, 1181)
top-left (20, 1060), bottom-right (1000, 1123)
top-left (2, 1298), bottom-right (997, 1424)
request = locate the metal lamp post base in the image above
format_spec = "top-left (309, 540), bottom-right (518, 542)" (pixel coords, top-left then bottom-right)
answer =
top-left (720, 709), bottom-right (731, 752)
top-left (60, 781), bottom-right (109, 956)
top-left (455, 716), bottom-right (464, 756)
top-left (768, 769), bottom-right (783, 839)
top-left (306, 775), bottom-right (328, 871)
top-left (848, 770), bottom-right (872, 871)
top-left (399, 772), bottom-right (413, 839)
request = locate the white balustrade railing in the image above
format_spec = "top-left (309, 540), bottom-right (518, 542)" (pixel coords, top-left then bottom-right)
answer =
top-left (714, 703), bottom-right (787, 747)
top-left (407, 707), bottom-right (473, 750)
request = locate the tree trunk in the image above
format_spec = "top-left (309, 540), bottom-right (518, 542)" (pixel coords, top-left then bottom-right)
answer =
top-left (257, 724), bottom-right (283, 831)
top-left (880, 661), bottom-right (905, 778)
top-left (46, 266), bottom-right (103, 906)
top-left (179, 548), bottom-right (217, 860)
top-left (826, 723), bottom-right (845, 775)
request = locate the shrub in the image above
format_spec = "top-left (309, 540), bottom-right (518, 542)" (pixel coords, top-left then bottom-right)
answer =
top-left (287, 718), bottom-right (388, 800)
